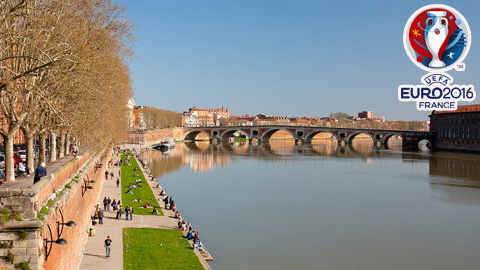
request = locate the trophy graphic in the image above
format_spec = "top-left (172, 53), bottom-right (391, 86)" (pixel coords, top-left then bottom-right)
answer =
top-left (425, 11), bottom-right (449, 67)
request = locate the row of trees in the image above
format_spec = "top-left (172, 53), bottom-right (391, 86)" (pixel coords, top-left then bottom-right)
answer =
top-left (140, 107), bottom-right (181, 130)
top-left (0, 0), bottom-right (134, 181)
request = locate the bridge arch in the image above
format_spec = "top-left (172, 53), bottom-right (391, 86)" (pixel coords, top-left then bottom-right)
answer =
top-left (384, 134), bottom-right (403, 149)
top-left (346, 132), bottom-right (375, 144)
top-left (305, 130), bottom-right (338, 144)
top-left (261, 128), bottom-right (296, 142)
top-left (220, 129), bottom-right (250, 141)
top-left (184, 130), bottom-right (212, 141)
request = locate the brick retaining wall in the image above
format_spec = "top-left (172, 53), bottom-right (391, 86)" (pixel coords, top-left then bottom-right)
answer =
top-left (0, 145), bottom-right (113, 270)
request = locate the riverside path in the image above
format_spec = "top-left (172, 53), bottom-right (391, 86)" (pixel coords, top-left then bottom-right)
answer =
top-left (79, 145), bottom-right (210, 270)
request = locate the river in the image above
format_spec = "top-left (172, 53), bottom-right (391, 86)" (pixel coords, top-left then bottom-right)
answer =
top-left (141, 140), bottom-right (480, 270)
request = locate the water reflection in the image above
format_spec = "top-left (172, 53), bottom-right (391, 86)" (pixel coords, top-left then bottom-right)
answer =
top-left (142, 141), bottom-right (480, 185)
top-left (141, 141), bottom-right (480, 270)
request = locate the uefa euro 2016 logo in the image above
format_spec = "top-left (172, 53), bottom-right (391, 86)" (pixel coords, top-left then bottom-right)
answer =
top-left (399, 4), bottom-right (475, 111)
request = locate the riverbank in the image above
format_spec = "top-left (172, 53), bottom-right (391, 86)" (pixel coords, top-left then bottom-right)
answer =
top-left (133, 148), bottom-right (213, 267)
top-left (79, 145), bottom-right (210, 270)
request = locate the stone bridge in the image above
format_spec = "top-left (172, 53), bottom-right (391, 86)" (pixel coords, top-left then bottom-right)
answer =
top-left (182, 126), bottom-right (434, 151)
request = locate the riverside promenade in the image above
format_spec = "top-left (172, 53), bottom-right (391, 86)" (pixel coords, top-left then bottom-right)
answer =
top-left (79, 146), bottom-right (210, 270)
top-left (0, 155), bottom-right (76, 188)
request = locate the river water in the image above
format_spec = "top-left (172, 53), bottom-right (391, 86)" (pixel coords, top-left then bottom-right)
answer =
top-left (141, 140), bottom-right (480, 270)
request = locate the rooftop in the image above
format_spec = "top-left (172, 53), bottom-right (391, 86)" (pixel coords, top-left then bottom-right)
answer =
top-left (432, 104), bottom-right (480, 115)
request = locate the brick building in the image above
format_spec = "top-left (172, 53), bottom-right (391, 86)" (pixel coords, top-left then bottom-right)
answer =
top-left (358, 111), bottom-right (373, 119)
top-left (181, 106), bottom-right (230, 127)
top-left (429, 104), bottom-right (480, 151)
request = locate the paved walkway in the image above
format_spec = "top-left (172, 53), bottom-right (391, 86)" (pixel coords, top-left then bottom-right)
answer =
top-left (0, 155), bottom-right (76, 189)
top-left (79, 147), bottom-right (184, 270)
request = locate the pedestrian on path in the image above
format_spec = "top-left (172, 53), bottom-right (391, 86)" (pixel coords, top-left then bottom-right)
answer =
top-left (98, 209), bottom-right (104, 224)
top-left (125, 205), bottom-right (132, 220)
top-left (104, 236), bottom-right (112, 258)
top-left (112, 199), bottom-right (117, 211)
top-left (116, 205), bottom-right (124, 219)
top-left (116, 178), bottom-right (120, 187)
top-left (105, 171), bottom-right (109, 180)
top-left (103, 197), bottom-right (108, 211)
top-left (33, 162), bottom-right (47, 184)
top-left (107, 197), bottom-right (111, 211)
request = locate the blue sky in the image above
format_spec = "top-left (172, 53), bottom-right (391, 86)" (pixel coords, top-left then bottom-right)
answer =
top-left (120, 0), bottom-right (480, 121)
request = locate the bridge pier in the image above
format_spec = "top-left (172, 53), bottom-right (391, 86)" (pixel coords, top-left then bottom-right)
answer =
top-left (402, 135), bottom-right (424, 151)
top-left (249, 137), bottom-right (261, 146)
top-left (295, 138), bottom-right (305, 145)
top-left (338, 139), bottom-right (348, 146)
top-left (210, 137), bottom-right (221, 145)
top-left (373, 139), bottom-right (384, 148)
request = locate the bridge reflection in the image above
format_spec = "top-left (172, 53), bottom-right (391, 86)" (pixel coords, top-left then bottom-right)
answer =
top-left (141, 143), bottom-right (480, 207)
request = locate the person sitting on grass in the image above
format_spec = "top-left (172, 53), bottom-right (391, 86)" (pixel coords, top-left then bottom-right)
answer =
top-left (144, 201), bottom-right (151, 208)
top-left (152, 207), bottom-right (160, 215)
top-left (127, 189), bottom-right (133, 194)
top-left (187, 230), bottom-right (194, 240)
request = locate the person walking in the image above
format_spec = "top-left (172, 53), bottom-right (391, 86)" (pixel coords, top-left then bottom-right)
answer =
top-left (116, 205), bottom-right (124, 219)
top-left (33, 162), bottom-right (47, 184)
top-left (105, 171), bottom-right (109, 180)
top-left (129, 205), bottom-right (134, 220)
top-left (125, 205), bottom-right (131, 220)
top-left (107, 197), bottom-right (111, 212)
top-left (164, 197), bottom-right (168, 209)
top-left (104, 236), bottom-right (112, 258)
top-left (111, 199), bottom-right (117, 212)
top-left (116, 178), bottom-right (120, 188)
top-left (98, 209), bottom-right (104, 224)
top-left (73, 144), bottom-right (79, 157)
top-left (103, 197), bottom-right (108, 211)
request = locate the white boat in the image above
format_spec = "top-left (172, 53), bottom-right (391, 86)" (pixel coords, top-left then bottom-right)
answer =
top-left (154, 138), bottom-right (175, 150)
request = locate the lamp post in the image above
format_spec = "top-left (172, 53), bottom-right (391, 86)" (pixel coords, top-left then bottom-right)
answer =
top-left (44, 209), bottom-right (75, 261)
top-left (57, 209), bottom-right (76, 239)
top-left (44, 224), bottom-right (67, 261)
top-left (81, 176), bottom-right (95, 197)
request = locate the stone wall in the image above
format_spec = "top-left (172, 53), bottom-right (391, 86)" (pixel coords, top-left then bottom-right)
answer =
top-left (0, 145), bottom-right (112, 270)
top-left (125, 128), bottom-right (185, 145)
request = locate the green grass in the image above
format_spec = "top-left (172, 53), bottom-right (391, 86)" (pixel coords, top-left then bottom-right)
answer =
top-left (123, 228), bottom-right (203, 270)
top-left (121, 153), bottom-right (163, 215)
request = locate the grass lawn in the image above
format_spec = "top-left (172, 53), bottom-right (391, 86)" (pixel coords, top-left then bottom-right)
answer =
top-left (123, 228), bottom-right (204, 270)
top-left (121, 152), bottom-right (163, 215)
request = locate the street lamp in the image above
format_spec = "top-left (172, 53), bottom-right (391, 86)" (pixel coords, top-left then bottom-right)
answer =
top-left (44, 209), bottom-right (75, 261)
top-left (56, 209), bottom-right (76, 239)
top-left (44, 224), bottom-right (67, 261)
top-left (81, 176), bottom-right (95, 197)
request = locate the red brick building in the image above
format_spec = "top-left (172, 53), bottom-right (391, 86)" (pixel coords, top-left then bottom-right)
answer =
top-left (429, 104), bottom-right (480, 152)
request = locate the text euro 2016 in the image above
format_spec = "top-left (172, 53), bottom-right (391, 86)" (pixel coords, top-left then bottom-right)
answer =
top-left (398, 86), bottom-right (475, 100)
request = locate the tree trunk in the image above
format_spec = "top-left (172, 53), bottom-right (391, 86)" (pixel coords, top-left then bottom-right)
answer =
top-left (3, 135), bottom-right (15, 182)
top-left (25, 134), bottom-right (35, 171)
top-left (38, 133), bottom-right (46, 165)
top-left (50, 132), bottom-right (57, 162)
top-left (65, 134), bottom-right (71, 154)
top-left (58, 131), bottom-right (65, 158)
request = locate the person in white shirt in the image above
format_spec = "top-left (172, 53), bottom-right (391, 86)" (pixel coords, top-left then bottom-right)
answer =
top-left (18, 162), bottom-right (30, 176)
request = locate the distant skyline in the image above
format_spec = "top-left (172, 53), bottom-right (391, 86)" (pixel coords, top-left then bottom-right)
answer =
top-left (120, 0), bottom-right (480, 121)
